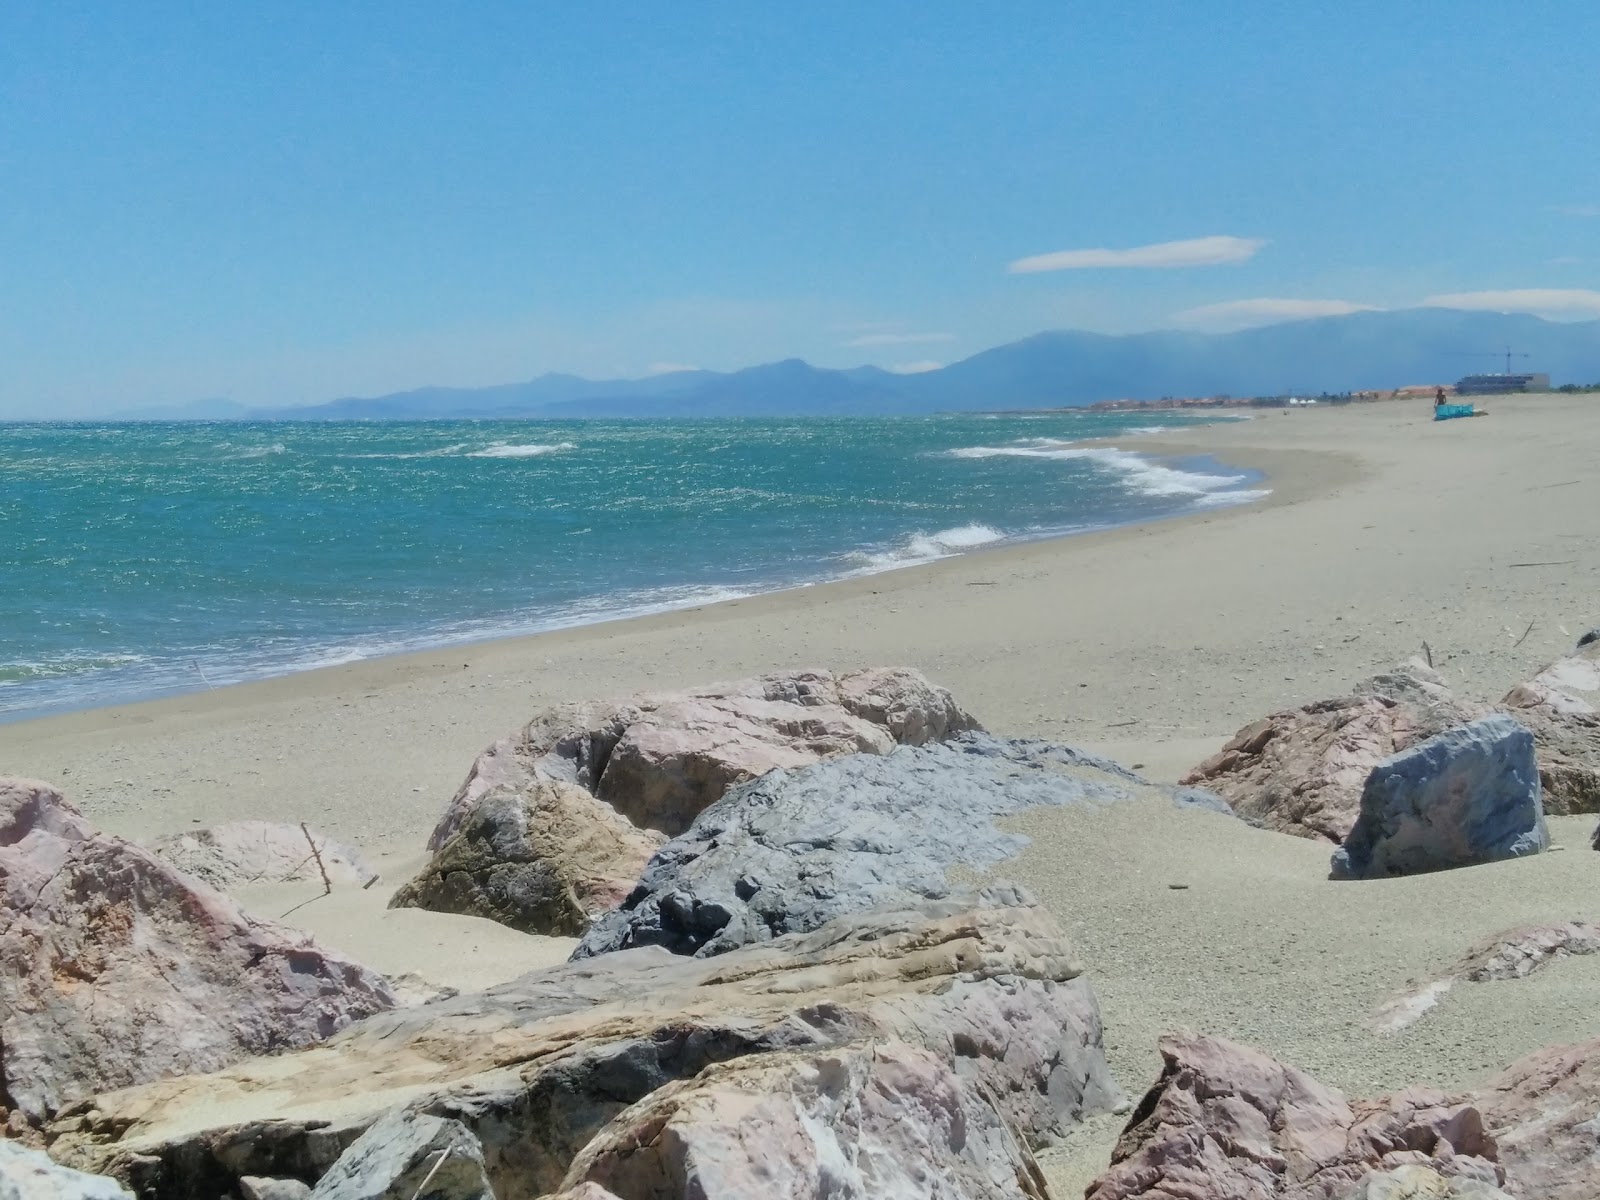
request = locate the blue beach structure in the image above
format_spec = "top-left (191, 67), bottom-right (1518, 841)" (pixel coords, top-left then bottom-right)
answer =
top-left (1434, 403), bottom-right (1477, 421)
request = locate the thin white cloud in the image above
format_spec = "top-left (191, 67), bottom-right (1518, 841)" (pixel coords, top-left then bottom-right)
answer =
top-left (842, 331), bottom-right (955, 348)
top-left (1008, 235), bottom-right (1265, 274)
top-left (644, 361), bottom-right (700, 375)
top-left (1424, 289), bottom-right (1600, 318)
top-left (1174, 297), bottom-right (1380, 331)
top-left (1551, 204), bottom-right (1600, 218)
top-left (887, 360), bottom-right (944, 374)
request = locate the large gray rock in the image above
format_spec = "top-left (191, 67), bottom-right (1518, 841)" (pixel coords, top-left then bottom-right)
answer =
top-left (394, 668), bottom-right (981, 935)
top-left (1331, 715), bottom-right (1548, 880)
top-left (1181, 661), bottom-right (1482, 843)
top-left (0, 1142), bottom-right (132, 1200)
top-left (51, 894), bottom-right (1115, 1199)
top-left (573, 734), bottom-right (1151, 960)
top-left (0, 779), bottom-right (396, 1126)
top-left (307, 1112), bottom-right (491, 1200)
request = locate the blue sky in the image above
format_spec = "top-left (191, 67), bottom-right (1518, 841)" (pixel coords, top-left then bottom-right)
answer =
top-left (2, 2), bottom-right (1597, 417)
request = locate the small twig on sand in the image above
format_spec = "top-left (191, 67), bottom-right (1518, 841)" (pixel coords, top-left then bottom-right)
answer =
top-left (1508, 560), bottom-right (1574, 568)
top-left (302, 822), bottom-right (333, 895)
top-left (409, 1150), bottom-right (451, 1200)
top-left (1421, 640), bottom-right (1433, 668)
top-left (279, 823), bottom-right (334, 919)
top-left (1512, 620), bottom-right (1536, 649)
top-left (191, 659), bottom-right (216, 691)
top-left (1106, 719), bottom-right (1138, 728)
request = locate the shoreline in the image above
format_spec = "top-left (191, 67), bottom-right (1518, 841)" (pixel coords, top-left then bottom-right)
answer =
top-left (0, 437), bottom-right (1275, 727)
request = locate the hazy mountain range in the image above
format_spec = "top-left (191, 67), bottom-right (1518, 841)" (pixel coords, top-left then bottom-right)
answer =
top-left (129, 309), bottom-right (1600, 421)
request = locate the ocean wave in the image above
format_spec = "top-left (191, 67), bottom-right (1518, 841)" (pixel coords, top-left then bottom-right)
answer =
top-left (1191, 487), bottom-right (1272, 509)
top-left (843, 523), bottom-right (1005, 574)
top-left (467, 441), bottom-right (577, 459)
top-left (232, 443), bottom-right (288, 459)
top-left (947, 443), bottom-right (1244, 498)
top-left (347, 443), bottom-right (470, 460)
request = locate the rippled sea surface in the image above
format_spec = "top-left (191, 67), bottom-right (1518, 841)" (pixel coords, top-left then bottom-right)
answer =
top-left (2, 412), bottom-right (1264, 718)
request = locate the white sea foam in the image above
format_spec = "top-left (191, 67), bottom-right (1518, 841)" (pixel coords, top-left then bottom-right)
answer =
top-left (1191, 487), bottom-right (1272, 509)
top-left (233, 443), bottom-right (288, 459)
top-left (948, 443), bottom-right (1246, 499)
top-left (467, 441), bottom-right (577, 459)
top-left (844, 523), bottom-right (1006, 574)
top-left (349, 443), bottom-right (470, 459)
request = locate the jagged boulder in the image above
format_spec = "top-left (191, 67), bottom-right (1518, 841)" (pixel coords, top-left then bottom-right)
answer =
top-left (1181, 661), bottom-right (1480, 842)
top-left (50, 894), bottom-right (1117, 1200)
top-left (307, 1112), bottom-right (491, 1200)
top-left (0, 1141), bottom-right (133, 1200)
top-left (0, 779), bottom-right (396, 1126)
top-left (150, 821), bottom-right (375, 892)
top-left (552, 1042), bottom-right (1052, 1200)
top-left (1476, 1035), bottom-right (1600, 1199)
top-left (1497, 638), bottom-right (1600, 813)
top-left (1085, 1035), bottom-right (1504, 1200)
top-left (392, 668), bottom-right (981, 935)
top-left (1331, 715), bottom-right (1547, 880)
top-left (1338, 1166), bottom-right (1512, 1198)
top-left (573, 734), bottom-right (1153, 961)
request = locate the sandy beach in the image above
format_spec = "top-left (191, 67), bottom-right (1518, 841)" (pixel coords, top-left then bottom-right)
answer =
top-left (6, 393), bottom-right (1599, 1187)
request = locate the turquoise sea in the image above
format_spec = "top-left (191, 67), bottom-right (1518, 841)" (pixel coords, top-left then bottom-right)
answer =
top-left (2, 413), bottom-right (1264, 720)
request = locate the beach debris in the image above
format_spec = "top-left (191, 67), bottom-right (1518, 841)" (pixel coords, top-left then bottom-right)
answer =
top-left (48, 892), bottom-right (1116, 1200)
top-left (0, 777), bottom-right (396, 1127)
top-left (1331, 715), bottom-right (1548, 880)
top-left (1084, 1035), bottom-right (1504, 1200)
top-left (305, 1111), bottom-right (492, 1200)
top-left (571, 734), bottom-right (1149, 961)
top-left (1180, 660), bottom-right (1480, 843)
top-left (1578, 628), bottom-right (1599, 650)
top-left (0, 1139), bottom-right (134, 1200)
top-left (149, 819), bottom-right (376, 893)
top-left (1511, 619), bottom-right (1536, 648)
top-left (1169, 785), bottom-right (1236, 816)
top-left (393, 667), bottom-right (981, 936)
top-left (1498, 636), bottom-right (1600, 814)
top-left (239, 1179), bottom-right (313, 1200)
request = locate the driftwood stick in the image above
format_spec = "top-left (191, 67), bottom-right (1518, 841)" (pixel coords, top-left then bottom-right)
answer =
top-left (1512, 620), bottom-right (1536, 649)
top-left (409, 1150), bottom-right (451, 1200)
top-left (1421, 640), bottom-right (1433, 668)
top-left (301, 822), bottom-right (333, 896)
top-left (1508, 560), bottom-right (1574, 568)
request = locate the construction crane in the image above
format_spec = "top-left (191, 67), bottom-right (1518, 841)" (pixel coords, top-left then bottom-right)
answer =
top-left (1459, 346), bottom-right (1532, 376)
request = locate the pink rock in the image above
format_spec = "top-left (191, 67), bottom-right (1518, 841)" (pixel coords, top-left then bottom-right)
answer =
top-left (0, 778), bottom-right (395, 1125)
top-left (1498, 640), bottom-right (1600, 814)
top-left (556, 1042), bottom-right (1052, 1200)
top-left (1476, 1035), bottom-right (1600, 1199)
top-left (1086, 1035), bottom-right (1503, 1200)
top-left (397, 668), bottom-right (980, 934)
top-left (1182, 663), bottom-right (1480, 842)
top-left (150, 820), bottom-right (376, 891)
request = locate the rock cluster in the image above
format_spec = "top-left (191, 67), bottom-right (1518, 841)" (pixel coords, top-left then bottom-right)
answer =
top-left (391, 667), bottom-right (980, 935)
top-left (1181, 661), bottom-right (1478, 842)
top-left (0, 779), bottom-right (396, 1128)
top-left (1330, 715), bottom-right (1548, 880)
top-left (49, 893), bottom-right (1117, 1199)
top-left (574, 733), bottom-right (1153, 959)
top-left (1083, 1033), bottom-right (1600, 1199)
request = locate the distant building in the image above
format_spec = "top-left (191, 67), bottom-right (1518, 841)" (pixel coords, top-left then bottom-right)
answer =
top-left (1456, 372), bottom-right (1550, 396)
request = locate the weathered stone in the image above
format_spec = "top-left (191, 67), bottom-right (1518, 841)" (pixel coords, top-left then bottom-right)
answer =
top-left (50, 894), bottom-right (1117, 1200)
top-left (1576, 628), bottom-right (1599, 650)
top-left (306, 1112), bottom-right (491, 1200)
top-left (394, 668), bottom-right (981, 935)
top-left (1085, 1035), bottom-right (1503, 1200)
top-left (1497, 639), bottom-right (1600, 814)
top-left (1373, 921), bottom-right (1600, 1032)
top-left (1476, 1035), bottom-right (1600, 1199)
top-left (1331, 715), bottom-right (1547, 880)
top-left (149, 821), bottom-right (375, 892)
top-left (0, 1141), bottom-right (133, 1200)
top-left (554, 1042), bottom-right (1052, 1200)
top-left (573, 734), bottom-right (1151, 960)
top-left (1338, 1165), bottom-right (1512, 1198)
top-left (0, 779), bottom-right (395, 1126)
top-left (1182, 662), bottom-right (1480, 842)
top-left (239, 1179), bottom-right (313, 1200)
